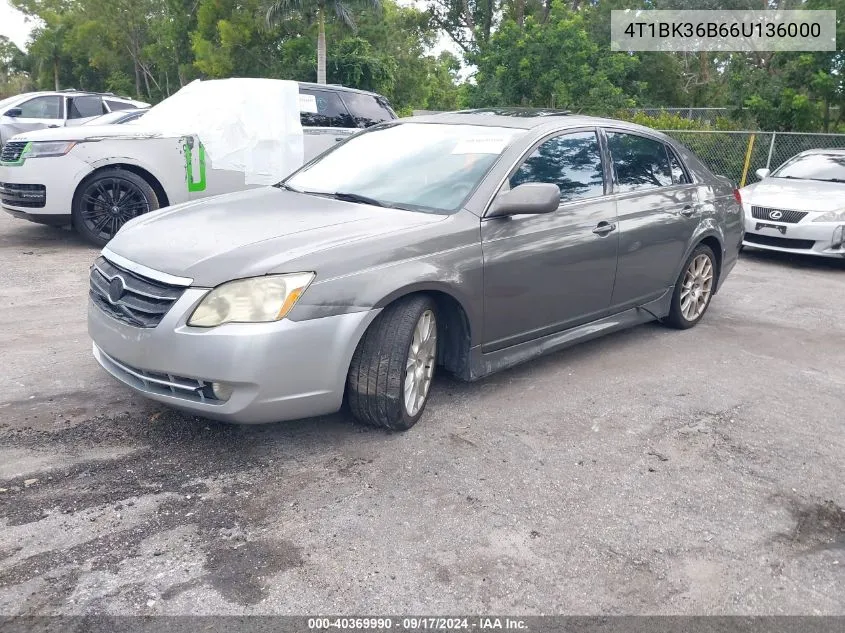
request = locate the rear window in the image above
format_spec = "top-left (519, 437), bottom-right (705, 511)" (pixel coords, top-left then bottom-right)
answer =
top-left (68, 96), bottom-right (106, 119)
top-left (607, 132), bottom-right (673, 192)
top-left (105, 100), bottom-right (136, 111)
top-left (298, 89), bottom-right (354, 128)
top-left (339, 91), bottom-right (394, 128)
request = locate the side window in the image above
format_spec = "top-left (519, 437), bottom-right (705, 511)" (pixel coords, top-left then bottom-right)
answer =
top-left (106, 100), bottom-right (134, 111)
top-left (666, 146), bottom-right (691, 184)
top-left (68, 96), bottom-right (105, 119)
top-left (339, 92), bottom-right (394, 128)
top-left (16, 96), bottom-right (62, 119)
top-left (607, 132), bottom-right (673, 192)
top-left (298, 89), bottom-right (354, 128)
top-left (509, 131), bottom-right (605, 203)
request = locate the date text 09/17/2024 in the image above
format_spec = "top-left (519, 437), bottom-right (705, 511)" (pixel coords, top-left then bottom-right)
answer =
top-left (306, 618), bottom-right (529, 630)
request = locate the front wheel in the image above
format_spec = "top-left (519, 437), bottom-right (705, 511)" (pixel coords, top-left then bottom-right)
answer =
top-left (664, 244), bottom-right (717, 330)
top-left (72, 169), bottom-right (159, 247)
top-left (347, 296), bottom-right (438, 431)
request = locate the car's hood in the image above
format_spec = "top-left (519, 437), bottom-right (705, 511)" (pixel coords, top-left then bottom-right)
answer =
top-left (741, 178), bottom-right (845, 212)
top-left (11, 124), bottom-right (170, 143)
top-left (105, 187), bottom-right (447, 287)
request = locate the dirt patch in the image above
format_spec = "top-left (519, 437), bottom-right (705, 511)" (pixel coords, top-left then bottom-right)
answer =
top-left (205, 538), bottom-right (303, 605)
top-left (789, 500), bottom-right (845, 552)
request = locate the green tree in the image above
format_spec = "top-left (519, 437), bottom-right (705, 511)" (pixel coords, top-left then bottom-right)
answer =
top-left (0, 36), bottom-right (30, 97)
top-left (264, 0), bottom-right (382, 84)
top-left (468, 7), bottom-right (639, 113)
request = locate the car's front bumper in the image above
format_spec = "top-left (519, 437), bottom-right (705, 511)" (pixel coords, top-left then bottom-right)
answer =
top-left (743, 214), bottom-right (845, 258)
top-left (0, 153), bottom-right (92, 221)
top-left (88, 288), bottom-right (380, 424)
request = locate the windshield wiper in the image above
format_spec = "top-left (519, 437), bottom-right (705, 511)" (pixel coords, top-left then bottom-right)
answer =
top-left (332, 192), bottom-right (388, 207)
top-left (276, 185), bottom-right (414, 210)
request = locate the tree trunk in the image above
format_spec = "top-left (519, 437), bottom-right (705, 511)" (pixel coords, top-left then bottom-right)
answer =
top-left (542, 0), bottom-right (551, 23)
top-left (134, 60), bottom-right (141, 98)
top-left (481, 0), bottom-right (493, 42)
top-left (516, 0), bottom-right (524, 27)
top-left (53, 58), bottom-right (59, 90)
top-left (317, 8), bottom-right (327, 84)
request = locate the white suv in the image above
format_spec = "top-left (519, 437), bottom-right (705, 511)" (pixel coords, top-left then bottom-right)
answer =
top-left (0, 79), bottom-right (397, 245)
top-left (0, 90), bottom-right (149, 147)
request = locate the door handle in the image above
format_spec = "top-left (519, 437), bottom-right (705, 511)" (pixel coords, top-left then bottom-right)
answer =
top-left (680, 204), bottom-right (695, 217)
top-left (592, 221), bottom-right (616, 236)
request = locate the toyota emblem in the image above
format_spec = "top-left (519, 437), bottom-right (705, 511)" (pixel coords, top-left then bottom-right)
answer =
top-left (108, 276), bottom-right (126, 304)
top-left (769, 210), bottom-right (783, 220)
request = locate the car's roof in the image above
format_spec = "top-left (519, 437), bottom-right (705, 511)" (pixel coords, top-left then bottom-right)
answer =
top-left (7, 90), bottom-right (139, 100)
top-left (296, 81), bottom-right (387, 98)
top-left (404, 108), bottom-right (662, 134)
top-left (796, 147), bottom-right (845, 156)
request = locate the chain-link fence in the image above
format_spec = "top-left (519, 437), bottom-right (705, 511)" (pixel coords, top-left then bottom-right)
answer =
top-left (661, 130), bottom-right (845, 187)
top-left (632, 106), bottom-right (841, 125)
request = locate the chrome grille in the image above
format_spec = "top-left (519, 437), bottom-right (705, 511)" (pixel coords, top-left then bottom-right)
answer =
top-left (89, 256), bottom-right (184, 328)
top-left (750, 206), bottom-right (808, 224)
top-left (0, 141), bottom-right (28, 163)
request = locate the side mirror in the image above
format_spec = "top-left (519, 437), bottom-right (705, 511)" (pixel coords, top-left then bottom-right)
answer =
top-left (4, 108), bottom-right (22, 118)
top-left (487, 183), bottom-right (560, 218)
top-left (755, 168), bottom-right (770, 180)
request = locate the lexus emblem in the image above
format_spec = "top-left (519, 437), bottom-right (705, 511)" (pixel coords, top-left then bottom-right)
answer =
top-left (108, 276), bottom-right (126, 304)
top-left (769, 210), bottom-right (783, 220)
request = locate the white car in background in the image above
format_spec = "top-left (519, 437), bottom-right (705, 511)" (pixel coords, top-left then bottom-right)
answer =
top-left (740, 148), bottom-right (845, 259)
top-left (0, 79), bottom-right (396, 245)
top-left (0, 90), bottom-right (148, 147)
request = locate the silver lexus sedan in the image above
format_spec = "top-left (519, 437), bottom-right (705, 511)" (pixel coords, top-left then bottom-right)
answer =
top-left (88, 109), bottom-right (742, 430)
top-left (740, 149), bottom-right (845, 258)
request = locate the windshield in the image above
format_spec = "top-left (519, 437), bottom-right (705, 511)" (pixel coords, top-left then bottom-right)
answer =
top-left (285, 122), bottom-right (524, 212)
top-left (772, 152), bottom-right (845, 182)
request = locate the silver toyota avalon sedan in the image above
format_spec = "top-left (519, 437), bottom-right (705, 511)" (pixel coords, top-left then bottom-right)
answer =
top-left (88, 109), bottom-right (742, 430)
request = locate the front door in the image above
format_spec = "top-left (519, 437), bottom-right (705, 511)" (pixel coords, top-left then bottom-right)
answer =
top-left (1, 95), bottom-right (64, 139)
top-left (481, 130), bottom-right (619, 352)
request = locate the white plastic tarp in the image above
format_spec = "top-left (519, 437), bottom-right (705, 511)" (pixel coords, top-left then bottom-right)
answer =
top-left (137, 78), bottom-right (304, 185)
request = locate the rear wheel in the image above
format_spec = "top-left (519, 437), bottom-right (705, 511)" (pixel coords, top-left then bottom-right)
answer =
top-left (664, 244), bottom-right (717, 330)
top-left (72, 169), bottom-right (159, 246)
top-left (347, 296), bottom-right (438, 431)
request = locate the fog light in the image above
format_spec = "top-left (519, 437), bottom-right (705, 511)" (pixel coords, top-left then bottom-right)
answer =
top-left (832, 225), bottom-right (845, 250)
top-left (211, 382), bottom-right (234, 401)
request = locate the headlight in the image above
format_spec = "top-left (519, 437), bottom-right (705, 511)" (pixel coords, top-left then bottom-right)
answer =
top-left (187, 272), bottom-right (315, 327)
top-left (813, 209), bottom-right (845, 223)
top-left (21, 141), bottom-right (77, 159)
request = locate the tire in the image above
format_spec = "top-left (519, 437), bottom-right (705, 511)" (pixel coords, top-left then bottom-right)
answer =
top-left (347, 295), bottom-right (438, 431)
top-left (72, 168), bottom-right (159, 247)
top-left (664, 244), bottom-right (717, 330)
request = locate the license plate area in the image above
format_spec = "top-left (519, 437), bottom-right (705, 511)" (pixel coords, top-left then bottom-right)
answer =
top-left (755, 222), bottom-right (787, 235)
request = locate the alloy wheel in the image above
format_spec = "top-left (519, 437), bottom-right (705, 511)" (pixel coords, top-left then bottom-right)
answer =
top-left (80, 177), bottom-right (151, 240)
top-left (403, 309), bottom-right (437, 417)
top-left (680, 253), bottom-right (714, 321)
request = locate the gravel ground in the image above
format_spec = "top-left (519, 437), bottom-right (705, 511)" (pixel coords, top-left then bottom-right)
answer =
top-left (0, 212), bottom-right (843, 615)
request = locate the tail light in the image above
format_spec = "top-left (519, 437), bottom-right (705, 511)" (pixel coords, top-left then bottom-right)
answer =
top-left (733, 189), bottom-right (742, 204)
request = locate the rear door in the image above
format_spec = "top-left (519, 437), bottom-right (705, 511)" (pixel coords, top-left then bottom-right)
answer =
top-left (298, 87), bottom-right (357, 162)
top-left (481, 129), bottom-right (619, 351)
top-left (603, 129), bottom-right (699, 310)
